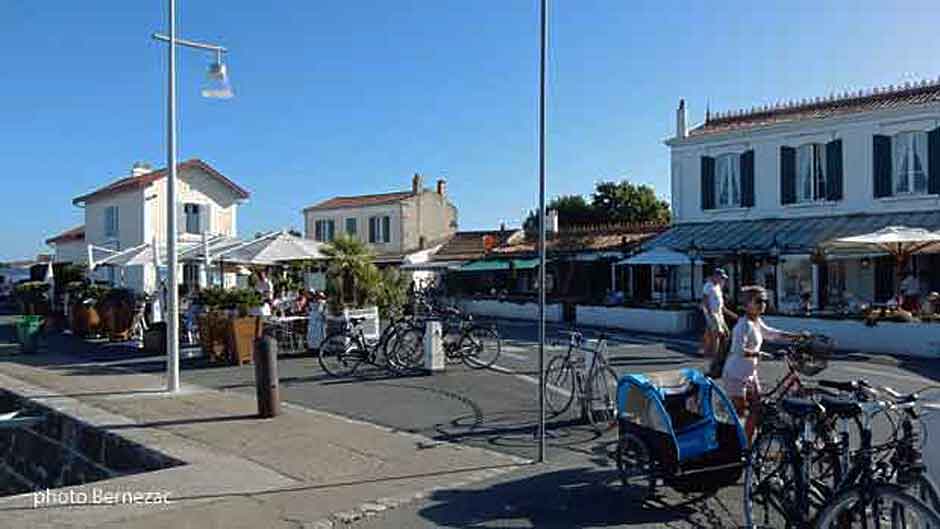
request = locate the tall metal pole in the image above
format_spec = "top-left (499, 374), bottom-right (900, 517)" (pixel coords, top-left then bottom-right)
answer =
top-left (537, 0), bottom-right (548, 463)
top-left (165, 0), bottom-right (181, 393)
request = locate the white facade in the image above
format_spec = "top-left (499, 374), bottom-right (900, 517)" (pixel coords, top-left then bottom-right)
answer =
top-left (305, 203), bottom-right (404, 254)
top-left (72, 161), bottom-right (247, 293)
top-left (51, 239), bottom-right (87, 265)
top-left (667, 103), bottom-right (940, 224)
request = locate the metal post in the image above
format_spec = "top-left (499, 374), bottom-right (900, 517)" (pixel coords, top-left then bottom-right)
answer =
top-left (165, 0), bottom-right (180, 393)
top-left (537, 0), bottom-right (548, 464)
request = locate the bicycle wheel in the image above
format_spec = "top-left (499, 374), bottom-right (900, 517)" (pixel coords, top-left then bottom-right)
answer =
top-left (910, 474), bottom-right (940, 523)
top-left (815, 484), bottom-right (940, 529)
top-left (585, 365), bottom-right (618, 432)
top-left (459, 326), bottom-right (501, 369)
top-left (318, 332), bottom-right (363, 377)
top-left (545, 355), bottom-right (575, 416)
top-left (745, 429), bottom-right (801, 529)
top-left (387, 325), bottom-right (424, 374)
top-left (616, 430), bottom-right (655, 502)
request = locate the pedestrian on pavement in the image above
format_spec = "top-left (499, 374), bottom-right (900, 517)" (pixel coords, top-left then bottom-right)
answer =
top-left (900, 270), bottom-right (923, 313)
top-left (723, 286), bottom-right (801, 442)
top-left (701, 268), bottom-right (735, 375)
top-left (306, 290), bottom-right (328, 351)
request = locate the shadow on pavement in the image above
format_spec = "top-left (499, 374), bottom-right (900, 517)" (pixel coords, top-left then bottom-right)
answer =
top-left (413, 465), bottom-right (738, 529)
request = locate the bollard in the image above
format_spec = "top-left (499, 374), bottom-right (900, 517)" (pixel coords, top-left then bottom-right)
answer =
top-left (253, 336), bottom-right (280, 418)
top-left (423, 320), bottom-right (445, 372)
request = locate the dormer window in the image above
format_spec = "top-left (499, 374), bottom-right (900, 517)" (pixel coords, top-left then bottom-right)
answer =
top-left (892, 131), bottom-right (928, 195)
top-left (715, 153), bottom-right (741, 208)
top-left (796, 143), bottom-right (827, 202)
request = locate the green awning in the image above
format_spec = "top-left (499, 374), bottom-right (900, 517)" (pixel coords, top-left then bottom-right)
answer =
top-left (458, 258), bottom-right (542, 272)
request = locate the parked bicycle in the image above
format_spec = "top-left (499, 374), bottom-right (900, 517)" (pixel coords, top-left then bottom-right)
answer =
top-left (318, 316), bottom-right (423, 377)
top-left (745, 372), bottom-right (940, 528)
top-left (544, 330), bottom-right (618, 431)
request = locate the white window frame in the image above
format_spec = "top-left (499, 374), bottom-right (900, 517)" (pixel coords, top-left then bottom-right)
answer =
top-left (314, 219), bottom-right (335, 242)
top-left (892, 131), bottom-right (929, 195)
top-left (104, 206), bottom-right (119, 239)
top-left (368, 216), bottom-right (391, 244)
top-left (714, 153), bottom-right (741, 209)
top-left (795, 143), bottom-right (828, 203)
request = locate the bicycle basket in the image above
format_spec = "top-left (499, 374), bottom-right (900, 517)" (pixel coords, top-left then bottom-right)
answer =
top-left (792, 337), bottom-right (831, 376)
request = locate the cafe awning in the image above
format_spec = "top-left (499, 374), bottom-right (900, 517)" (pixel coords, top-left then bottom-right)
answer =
top-left (645, 211), bottom-right (940, 255)
top-left (616, 247), bottom-right (702, 266)
top-left (458, 258), bottom-right (542, 272)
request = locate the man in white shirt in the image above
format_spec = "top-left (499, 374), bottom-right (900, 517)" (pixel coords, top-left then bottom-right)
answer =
top-left (701, 268), bottom-right (735, 373)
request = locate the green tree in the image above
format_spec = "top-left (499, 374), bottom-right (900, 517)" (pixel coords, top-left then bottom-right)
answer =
top-left (523, 194), bottom-right (596, 231)
top-left (322, 235), bottom-right (374, 308)
top-left (591, 181), bottom-right (670, 224)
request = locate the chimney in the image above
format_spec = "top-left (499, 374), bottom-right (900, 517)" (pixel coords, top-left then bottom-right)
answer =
top-left (676, 99), bottom-right (687, 138)
top-left (436, 178), bottom-right (446, 197)
top-left (546, 209), bottom-right (559, 235)
top-left (412, 173), bottom-right (423, 194)
top-left (131, 161), bottom-right (153, 177)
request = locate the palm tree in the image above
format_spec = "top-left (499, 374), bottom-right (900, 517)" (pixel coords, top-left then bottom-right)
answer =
top-left (321, 235), bottom-right (373, 307)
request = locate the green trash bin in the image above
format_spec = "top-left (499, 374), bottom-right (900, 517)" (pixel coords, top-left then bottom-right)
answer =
top-left (17, 316), bottom-right (44, 353)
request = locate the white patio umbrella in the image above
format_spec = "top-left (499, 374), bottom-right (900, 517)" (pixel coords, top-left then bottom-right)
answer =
top-left (823, 225), bottom-right (940, 294)
top-left (217, 230), bottom-right (327, 265)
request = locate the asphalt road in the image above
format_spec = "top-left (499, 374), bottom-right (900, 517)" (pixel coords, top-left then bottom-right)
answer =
top-left (57, 317), bottom-right (940, 528)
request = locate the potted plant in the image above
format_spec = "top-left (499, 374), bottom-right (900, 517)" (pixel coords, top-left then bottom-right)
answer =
top-left (13, 281), bottom-right (50, 316)
top-left (225, 288), bottom-right (262, 365)
top-left (98, 288), bottom-right (137, 341)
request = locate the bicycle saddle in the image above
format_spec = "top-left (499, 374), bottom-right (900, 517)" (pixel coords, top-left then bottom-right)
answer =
top-left (818, 395), bottom-right (862, 419)
top-left (349, 317), bottom-right (368, 326)
top-left (781, 397), bottom-right (826, 419)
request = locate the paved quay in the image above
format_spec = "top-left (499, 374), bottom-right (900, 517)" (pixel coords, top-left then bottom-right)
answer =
top-left (0, 321), bottom-right (529, 529)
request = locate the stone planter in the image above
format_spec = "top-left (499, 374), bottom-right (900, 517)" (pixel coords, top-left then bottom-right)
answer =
top-left (455, 299), bottom-right (564, 322)
top-left (764, 315), bottom-right (940, 359)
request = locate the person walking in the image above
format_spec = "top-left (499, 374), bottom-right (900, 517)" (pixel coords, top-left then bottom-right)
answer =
top-left (306, 291), bottom-right (328, 352)
top-left (701, 268), bottom-right (736, 376)
top-left (723, 286), bottom-right (800, 441)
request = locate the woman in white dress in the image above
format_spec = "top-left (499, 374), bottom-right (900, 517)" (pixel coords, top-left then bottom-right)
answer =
top-left (306, 291), bottom-right (328, 352)
top-left (722, 286), bottom-right (800, 442)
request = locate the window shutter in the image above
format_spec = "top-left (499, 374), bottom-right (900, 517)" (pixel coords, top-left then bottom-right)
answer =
top-left (740, 150), bottom-right (755, 207)
top-left (200, 204), bottom-right (212, 234)
top-left (176, 203), bottom-right (185, 236)
top-left (873, 134), bottom-right (893, 198)
top-left (700, 156), bottom-right (715, 210)
top-left (826, 139), bottom-right (843, 201)
top-left (929, 127), bottom-right (940, 195)
top-left (382, 216), bottom-right (391, 243)
top-left (780, 146), bottom-right (796, 205)
top-left (368, 218), bottom-right (376, 243)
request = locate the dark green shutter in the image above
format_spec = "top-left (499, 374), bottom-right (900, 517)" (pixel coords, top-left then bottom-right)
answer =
top-left (382, 216), bottom-right (391, 243)
top-left (873, 135), bottom-right (892, 198)
top-left (929, 127), bottom-right (940, 195)
top-left (368, 218), bottom-right (376, 243)
top-left (826, 139), bottom-right (843, 201)
top-left (701, 156), bottom-right (715, 210)
top-left (740, 150), bottom-right (755, 207)
top-left (780, 146), bottom-right (796, 204)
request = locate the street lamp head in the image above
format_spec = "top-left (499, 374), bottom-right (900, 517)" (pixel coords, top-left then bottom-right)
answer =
top-left (202, 61), bottom-right (234, 99)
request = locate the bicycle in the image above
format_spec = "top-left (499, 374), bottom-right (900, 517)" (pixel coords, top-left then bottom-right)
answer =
top-left (437, 307), bottom-right (501, 369)
top-left (544, 330), bottom-right (618, 432)
top-left (318, 316), bottom-right (422, 377)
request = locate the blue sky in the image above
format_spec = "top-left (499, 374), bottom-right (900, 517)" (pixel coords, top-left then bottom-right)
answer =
top-left (2, 1), bottom-right (938, 260)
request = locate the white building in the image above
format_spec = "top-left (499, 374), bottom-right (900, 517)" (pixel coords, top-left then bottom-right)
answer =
top-left (48, 159), bottom-right (250, 293)
top-left (651, 81), bottom-right (940, 311)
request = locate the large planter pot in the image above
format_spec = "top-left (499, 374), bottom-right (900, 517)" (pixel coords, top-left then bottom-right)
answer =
top-left (70, 303), bottom-right (101, 338)
top-left (200, 312), bottom-right (231, 364)
top-left (227, 316), bottom-right (259, 366)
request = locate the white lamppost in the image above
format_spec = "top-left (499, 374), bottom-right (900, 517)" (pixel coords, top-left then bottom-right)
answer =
top-left (153, 2), bottom-right (233, 393)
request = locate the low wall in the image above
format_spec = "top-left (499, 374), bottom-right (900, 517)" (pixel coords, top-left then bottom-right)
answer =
top-left (764, 316), bottom-right (940, 359)
top-left (455, 299), bottom-right (563, 323)
top-left (575, 306), bottom-right (698, 335)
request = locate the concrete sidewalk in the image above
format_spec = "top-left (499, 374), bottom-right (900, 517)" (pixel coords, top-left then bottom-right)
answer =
top-left (0, 331), bottom-right (529, 529)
